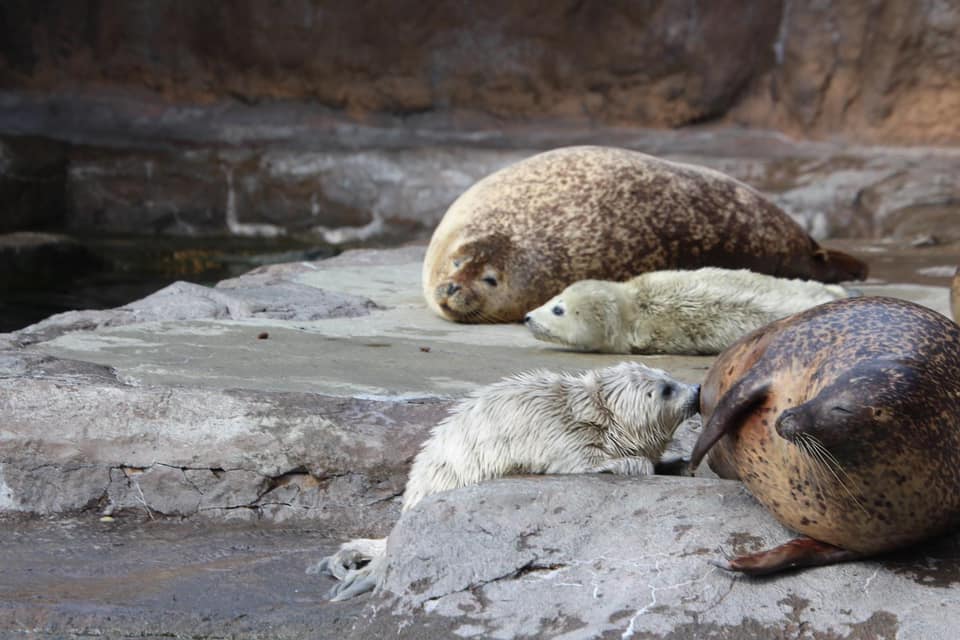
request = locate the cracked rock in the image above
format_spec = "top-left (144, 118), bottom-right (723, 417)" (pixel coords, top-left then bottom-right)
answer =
top-left (355, 475), bottom-right (960, 640)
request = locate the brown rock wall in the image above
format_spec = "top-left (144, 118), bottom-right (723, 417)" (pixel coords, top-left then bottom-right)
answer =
top-left (3, 1), bottom-right (959, 143)
top-left (731, 0), bottom-right (960, 144)
top-left (1, 0), bottom-right (780, 126)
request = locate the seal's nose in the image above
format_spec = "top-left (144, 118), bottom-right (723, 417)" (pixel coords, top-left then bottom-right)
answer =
top-left (523, 314), bottom-right (531, 324)
top-left (446, 283), bottom-right (461, 296)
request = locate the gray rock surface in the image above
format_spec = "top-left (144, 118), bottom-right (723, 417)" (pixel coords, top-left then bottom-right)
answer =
top-left (1, 244), bottom-right (957, 637)
top-left (2, 95), bottom-right (959, 242)
top-left (368, 475), bottom-right (960, 639)
top-left (0, 515), bottom-right (369, 639)
top-left (52, 132), bottom-right (960, 241)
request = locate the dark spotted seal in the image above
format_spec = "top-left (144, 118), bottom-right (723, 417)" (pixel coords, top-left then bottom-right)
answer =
top-left (423, 146), bottom-right (867, 323)
top-left (689, 296), bottom-right (960, 574)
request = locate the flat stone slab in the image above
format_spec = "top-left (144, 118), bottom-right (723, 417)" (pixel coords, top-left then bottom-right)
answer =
top-left (367, 475), bottom-right (960, 640)
top-left (0, 515), bottom-right (367, 639)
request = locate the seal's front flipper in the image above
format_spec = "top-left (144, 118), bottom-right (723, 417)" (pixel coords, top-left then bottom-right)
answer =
top-left (688, 380), bottom-right (770, 473)
top-left (712, 537), bottom-right (862, 575)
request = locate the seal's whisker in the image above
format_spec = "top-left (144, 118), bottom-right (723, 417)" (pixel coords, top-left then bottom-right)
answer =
top-left (803, 435), bottom-right (868, 515)
top-left (794, 434), bottom-right (826, 495)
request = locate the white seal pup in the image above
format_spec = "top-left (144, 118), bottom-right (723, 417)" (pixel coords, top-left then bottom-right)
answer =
top-left (311, 361), bottom-right (700, 600)
top-left (524, 267), bottom-right (850, 355)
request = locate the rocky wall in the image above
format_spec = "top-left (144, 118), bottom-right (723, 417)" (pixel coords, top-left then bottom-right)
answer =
top-left (1, 0), bottom-right (959, 144)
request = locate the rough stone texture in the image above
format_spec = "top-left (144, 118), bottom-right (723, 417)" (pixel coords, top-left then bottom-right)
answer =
top-left (7, 277), bottom-right (379, 347)
top-left (365, 475), bottom-right (960, 639)
top-left (43, 133), bottom-right (960, 241)
top-left (0, 348), bottom-right (448, 534)
top-left (0, 1), bottom-right (780, 129)
top-left (2, 1), bottom-right (959, 144)
top-left (64, 144), bottom-right (519, 239)
top-left (0, 516), bottom-right (370, 639)
top-left (731, 0), bottom-right (960, 145)
top-left (0, 245), bottom-right (957, 636)
top-left (0, 135), bottom-right (66, 232)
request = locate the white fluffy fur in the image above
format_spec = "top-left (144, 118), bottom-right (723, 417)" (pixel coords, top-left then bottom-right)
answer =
top-left (313, 361), bottom-right (699, 600)
top-left (525, 267), bottom-right (849, 355)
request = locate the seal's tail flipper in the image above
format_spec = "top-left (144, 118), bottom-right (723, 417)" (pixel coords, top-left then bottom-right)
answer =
top-left (711, 536), bottom-right (862, 575)
top-left (812, 247), bottom-right (869, 283)
top-left (687, 380), bottom-right (770, 473)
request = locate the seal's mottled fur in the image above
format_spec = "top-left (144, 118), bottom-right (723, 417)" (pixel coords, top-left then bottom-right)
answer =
top-left (314, 361), bottom-right (699, 599)
top-left (689, 296), bottom-right (960, 574)
top-left (525, 268), bottom-right (849, 355)
top-left (423, 146), bottom-right (867, 323)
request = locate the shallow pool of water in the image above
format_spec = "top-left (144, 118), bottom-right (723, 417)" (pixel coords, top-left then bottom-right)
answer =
top-left (0, 234), bottom-right (340, 333)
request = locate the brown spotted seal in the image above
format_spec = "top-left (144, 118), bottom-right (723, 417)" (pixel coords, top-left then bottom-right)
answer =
top-left (524, 268), bottom-right (850, 355)
top-left (314, 361), bottom-right (700, 599)
top-left (689, 296), bottom-right (960, 574)
top-left (423, 146), bottom-right (867, 323)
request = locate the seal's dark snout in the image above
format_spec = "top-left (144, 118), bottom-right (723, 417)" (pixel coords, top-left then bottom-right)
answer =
top-left (775, 408), bottom-right (810, 441)
top-left (523, 314), bottom-right (531, 324)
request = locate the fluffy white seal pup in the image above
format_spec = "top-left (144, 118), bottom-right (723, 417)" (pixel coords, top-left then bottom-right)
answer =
top-left (524, 268), bottom-right (850, 355)
top-left (311, 361), bottom-right (700, 600)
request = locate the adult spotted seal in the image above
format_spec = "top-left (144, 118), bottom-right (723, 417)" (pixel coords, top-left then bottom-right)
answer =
top-left (314, 361), bottom-right (700, 599)
top-left (689, 296), bottom-right (960, 574)
top-left (423, 146), bottom-right (867, 323)
top-left (524, 268), bottom-right (849, 355)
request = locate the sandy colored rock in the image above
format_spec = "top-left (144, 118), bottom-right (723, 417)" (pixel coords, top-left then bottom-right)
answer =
top-left (3, 1), bottom-right (960, 144)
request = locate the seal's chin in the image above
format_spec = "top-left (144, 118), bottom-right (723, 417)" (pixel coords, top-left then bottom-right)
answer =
top-left (434, 285), bottom-right (485, 323)
top-left (437, 302), bottom-right (478, 323)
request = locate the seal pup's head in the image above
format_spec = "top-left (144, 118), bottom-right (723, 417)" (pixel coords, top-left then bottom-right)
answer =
top-left (524, 280), bottom-right (626, 352)
top-left (580, 361), bottom-right (700, 458)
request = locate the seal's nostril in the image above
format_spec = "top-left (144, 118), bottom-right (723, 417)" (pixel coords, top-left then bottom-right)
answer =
top-left (446, 283), bottom-right (461, 296)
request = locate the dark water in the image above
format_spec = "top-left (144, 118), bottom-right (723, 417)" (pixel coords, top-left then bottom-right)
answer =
top-left (0, 235), bottom-right (340, 333)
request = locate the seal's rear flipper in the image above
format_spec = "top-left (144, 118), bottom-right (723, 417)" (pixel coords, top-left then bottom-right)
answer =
top-left (711, 537), bottom-right (862, 575)
top-left (687, 380), bottom-right (770, 473)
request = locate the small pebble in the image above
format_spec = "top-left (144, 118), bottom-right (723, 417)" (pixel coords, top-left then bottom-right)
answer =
top-left (257, 332), bottom-right (269, 340)
top-left (420, 346), bottom-right (431, 352)
top-left (99, 516), bottom-right (115, 523)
